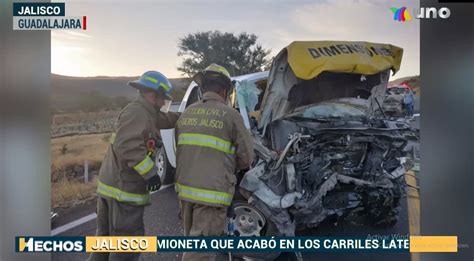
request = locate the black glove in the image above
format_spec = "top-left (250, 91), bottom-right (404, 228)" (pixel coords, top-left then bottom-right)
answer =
top-left (146, 175), bottom-right (161, 192)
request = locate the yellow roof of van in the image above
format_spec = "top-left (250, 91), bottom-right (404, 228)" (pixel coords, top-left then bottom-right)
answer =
top-left (286, 41), bottom-right (403, 80)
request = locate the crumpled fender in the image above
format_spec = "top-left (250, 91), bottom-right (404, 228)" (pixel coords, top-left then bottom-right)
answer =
top-left (240, 162), bottom-right (302, 209)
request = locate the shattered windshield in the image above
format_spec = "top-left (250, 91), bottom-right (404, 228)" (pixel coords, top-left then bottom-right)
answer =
top-left (288, 98), bottom-right (369, 120)
top-left (288, 72), bottom-right (379, 106)
top-left (282, 71), bottom-right (382, 120)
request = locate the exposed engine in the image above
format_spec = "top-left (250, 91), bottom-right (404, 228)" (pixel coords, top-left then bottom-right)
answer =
top-left (239, 118), bottom-right (415, 236)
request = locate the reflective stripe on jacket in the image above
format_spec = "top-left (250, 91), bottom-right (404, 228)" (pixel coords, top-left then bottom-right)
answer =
top-left (175, 91), bottom-right (254, 207)
top-left (178, 133), bottom-right (236, 155)
top-left (97, 96), bottom-right (180, 205)
top-left (97, 181), bottom-right (150, 205)
top-left (175, 183), bottom-right (232, 206)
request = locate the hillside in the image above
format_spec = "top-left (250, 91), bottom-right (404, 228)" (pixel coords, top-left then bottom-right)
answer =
top-left (51, 74), bottom-right (190, 113)
top-left (51, 73), bottom-right (420, 113)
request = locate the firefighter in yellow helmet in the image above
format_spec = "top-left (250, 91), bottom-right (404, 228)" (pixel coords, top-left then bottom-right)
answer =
top-left (175, 64), bottom-right (254, 260)
top-left (88, 71), bottom-right (180, 261)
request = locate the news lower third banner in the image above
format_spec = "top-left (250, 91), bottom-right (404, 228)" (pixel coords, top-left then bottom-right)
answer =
top-left (15, 236), bottom-right (458, 253)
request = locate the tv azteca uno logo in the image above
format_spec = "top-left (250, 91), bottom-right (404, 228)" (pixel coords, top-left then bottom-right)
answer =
top-left (16, 237), bottom-right (84, 252)
top-left (390, 6), bottom-right (451, 22)
top-left (13, 2), bottom-right (87, 30)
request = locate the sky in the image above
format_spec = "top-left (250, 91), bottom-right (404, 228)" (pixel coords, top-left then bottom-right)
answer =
top-left (52, 0), bottom-right (420, 80)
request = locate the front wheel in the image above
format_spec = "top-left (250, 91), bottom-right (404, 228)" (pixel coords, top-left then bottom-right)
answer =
top-left (231, 200), bottom-right (280, 260)
top-left (156, 146), bottom-right (175, 185)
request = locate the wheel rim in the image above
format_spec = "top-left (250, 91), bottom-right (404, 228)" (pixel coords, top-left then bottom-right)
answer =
top-left (232, 204), bottom-right (266, 236)
top-left (156, 151), bottom-right (165, 178)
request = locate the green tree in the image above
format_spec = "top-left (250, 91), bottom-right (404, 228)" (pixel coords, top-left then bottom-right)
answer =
top-left (177, 31), bottom-right (271, 77)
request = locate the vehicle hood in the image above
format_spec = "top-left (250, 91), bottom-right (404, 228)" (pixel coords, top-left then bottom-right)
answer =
top-left (286, 41), bottom-right (402, 80)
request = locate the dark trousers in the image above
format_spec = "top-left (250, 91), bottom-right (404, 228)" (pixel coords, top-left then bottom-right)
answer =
top-left (87, 197), bottom-right (145, 261)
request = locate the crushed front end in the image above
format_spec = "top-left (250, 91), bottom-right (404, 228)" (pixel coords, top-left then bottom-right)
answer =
top-left (234, 41), bottom-right (416, 237)
top-left (239, 113), bottom-right (415, 236)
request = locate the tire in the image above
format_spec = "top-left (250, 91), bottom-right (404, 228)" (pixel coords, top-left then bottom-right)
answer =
top-left (155, 146), bottom-right (175, 185)
top-left (231, 200), bottom-right (281, 260)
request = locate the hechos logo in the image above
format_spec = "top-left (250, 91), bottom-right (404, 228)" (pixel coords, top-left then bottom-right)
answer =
top-left (16, 237), bottom-right (84, 252)
top-left (390, 7), bottom-right (451, 22)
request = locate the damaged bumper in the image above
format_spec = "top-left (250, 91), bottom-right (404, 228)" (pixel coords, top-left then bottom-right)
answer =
top-left (239, 120), bottom-right (415, 236)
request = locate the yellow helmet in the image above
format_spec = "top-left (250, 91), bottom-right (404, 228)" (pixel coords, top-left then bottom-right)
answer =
top-left (193, 63), bottom-right (233, 90)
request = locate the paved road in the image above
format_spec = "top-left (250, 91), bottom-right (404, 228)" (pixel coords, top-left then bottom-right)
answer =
top-left (52, 186), bottom-right (182, 261)
top-left (52, 183), bottom-right (413, 261)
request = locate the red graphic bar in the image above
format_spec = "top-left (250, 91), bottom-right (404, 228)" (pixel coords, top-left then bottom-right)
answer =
top-left (83, 16), bottom-right (87, 30)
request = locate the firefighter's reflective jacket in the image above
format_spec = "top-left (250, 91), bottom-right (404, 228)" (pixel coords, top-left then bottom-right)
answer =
top-left (97, 96), bottom-right (180, 205)
top-left (175, 91), bottom-right (254, 207)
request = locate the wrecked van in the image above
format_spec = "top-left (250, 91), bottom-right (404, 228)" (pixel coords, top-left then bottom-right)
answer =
top-left (233, 41), bottom-right (417, 237)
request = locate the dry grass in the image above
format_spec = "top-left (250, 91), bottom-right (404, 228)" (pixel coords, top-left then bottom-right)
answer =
top-left (52, 176), bottom-right (98, 208)
top-left (51, 111), bottom-right (118, 137)
top-left (52, 111), bottom-right (118, 125)
top-left (51, 133), bottom-right (111, 208)
top-left (51, 133), bottom-right (110, 170)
